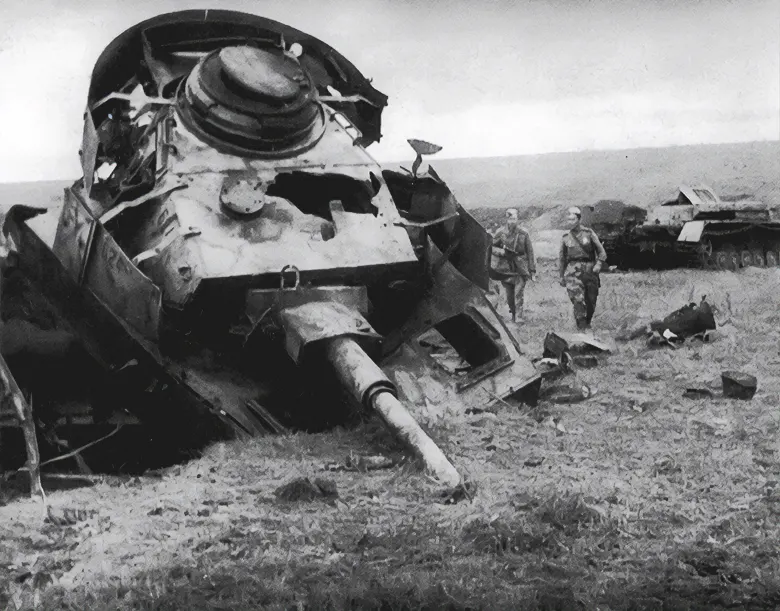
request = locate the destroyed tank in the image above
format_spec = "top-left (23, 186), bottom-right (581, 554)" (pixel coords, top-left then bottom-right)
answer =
top-left (0, 10), bottom-right (540, 486)
top-left (582, 185), bottom-right (780, 270)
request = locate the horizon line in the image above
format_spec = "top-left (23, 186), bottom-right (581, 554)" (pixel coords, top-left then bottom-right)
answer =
top-left (0, 137), bottom-right (777, 186)
top-left (380, 137), bottom-right (780, 164)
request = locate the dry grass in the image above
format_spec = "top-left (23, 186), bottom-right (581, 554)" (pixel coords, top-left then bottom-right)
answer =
top-left (2, 263), bottom-right (780, 609)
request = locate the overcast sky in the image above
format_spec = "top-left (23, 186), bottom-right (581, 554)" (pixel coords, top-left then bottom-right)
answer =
top-left (0, 0), bottom-right (778, 182)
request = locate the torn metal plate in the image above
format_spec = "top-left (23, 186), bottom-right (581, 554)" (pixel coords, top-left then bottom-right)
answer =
top-left (51, 190), bottom-right (97, 285)
top-left (677, 220), bottom-right (706, 243)
top-left (544, 332), bottom-right (614, 357)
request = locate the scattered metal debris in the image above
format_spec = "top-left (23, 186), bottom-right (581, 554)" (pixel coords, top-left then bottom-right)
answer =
top-left (683, 388), bottom-right (715, 400)
top-left (636, 371), bottom-right (663, 382)
top-left (630, 401), bottom-right (655, 413)
top-left (543, 416), bottom-right (568, 433)
top-left (650, 328), bottom-right (685, 348)
top-left (571, 355), bottom-right (599, 368)
top-left (0, 352), bottom-right (44, 501)
top-left (624, 297), bottom-right (718, 349)
top-left (534, 331), bottom-right (605, 406)
top-left (543, 332), bottom-right (613, 360)
top-left (722, 371), bottom-right (757, 400)
top-left (438, 480), bottom-right (476, 505)
top-left (323, 454), bottom-right (397, 472)
top-left (533, 357), bottom-right (568, 380)
top-left (465, 406), bottom-right (497, 416)
top-left (274, 477), bottom-right (339, 502)
top-left (649, 296), bottom-right (717, 337)
top-left (45, 506), bottom-right (98, 526)
top-left (541, 382), bottom-right (593, 404)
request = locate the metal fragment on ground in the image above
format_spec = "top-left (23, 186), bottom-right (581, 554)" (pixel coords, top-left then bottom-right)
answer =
top-left (274, 477), bottom-right (339, 502)
top-left (722, 371), bottom-right (758, 400)
top-left (683, 388), bottom-right (715, 400)
top-left (542, 382), bottom-right (592, 404)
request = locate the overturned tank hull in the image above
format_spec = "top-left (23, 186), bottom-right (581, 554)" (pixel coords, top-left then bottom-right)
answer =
top-left (1, 10), bottom-right (540, 484)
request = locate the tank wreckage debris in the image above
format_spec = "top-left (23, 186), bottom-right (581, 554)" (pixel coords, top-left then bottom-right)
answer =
top-left (582, 185), bottom-right (780, 271)
top-left (0, 10), bottom-right (541, 493)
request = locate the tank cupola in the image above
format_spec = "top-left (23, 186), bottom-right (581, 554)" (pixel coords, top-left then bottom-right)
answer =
top-left (177, 45), bottom-right (325, 156)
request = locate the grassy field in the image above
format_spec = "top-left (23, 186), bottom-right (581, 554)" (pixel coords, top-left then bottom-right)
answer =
top-left (2, 262), bottom-right (779, 610)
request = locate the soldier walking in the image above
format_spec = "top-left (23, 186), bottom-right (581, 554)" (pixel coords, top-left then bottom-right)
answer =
top-left (491, 208), bottom-right (536, 322)
top-left (559, 206), bottom-right (607, 330)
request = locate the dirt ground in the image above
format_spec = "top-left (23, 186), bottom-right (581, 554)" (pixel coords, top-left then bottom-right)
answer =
top-left (1, 260), bottom-right (779, 610)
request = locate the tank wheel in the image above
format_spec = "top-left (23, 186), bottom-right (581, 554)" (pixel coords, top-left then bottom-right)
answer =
top-left (767, 250), bottom-right (780, 267)
top-left (751, 249), bottom-right (766, 267)
top-left (739, 249), bottom-right (753, 268)
top-left (714, 245), bottom-right (738, 271)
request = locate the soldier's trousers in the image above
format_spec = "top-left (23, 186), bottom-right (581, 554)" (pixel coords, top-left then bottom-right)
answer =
top-left (501, 276), bottom-right (527, 316)
top-left (564, 262), bottom-right (600, 329)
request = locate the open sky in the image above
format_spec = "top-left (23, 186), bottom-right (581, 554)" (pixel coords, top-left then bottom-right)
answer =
top-left (0, 0), bottom-right (778, 182)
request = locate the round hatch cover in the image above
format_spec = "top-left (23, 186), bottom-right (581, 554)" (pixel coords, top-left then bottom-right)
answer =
top-left (219, 47), bottom-right (303, 103)
top-left (220, 179), bottom-right (266, 216)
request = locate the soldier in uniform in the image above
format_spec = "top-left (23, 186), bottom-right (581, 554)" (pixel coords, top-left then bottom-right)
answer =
top-left (491, 208), bottom-right (536, 322)
top-left (559, 206), bottom-right (607, 330)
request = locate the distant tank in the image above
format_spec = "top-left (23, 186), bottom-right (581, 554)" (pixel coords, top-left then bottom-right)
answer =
top-left (582, 185), bottom-right (780, 270)
top-left (0, 10), bottom-right (540, 486)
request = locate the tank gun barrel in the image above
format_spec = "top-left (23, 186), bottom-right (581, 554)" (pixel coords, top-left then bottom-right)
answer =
top-left (324, 336), bottom-right (461, 487)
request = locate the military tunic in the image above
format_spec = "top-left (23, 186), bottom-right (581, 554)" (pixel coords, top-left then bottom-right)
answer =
top-left (491, 226), bottom-right (536, 317)
top-left (559, 226), bottom-right (607, 329)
